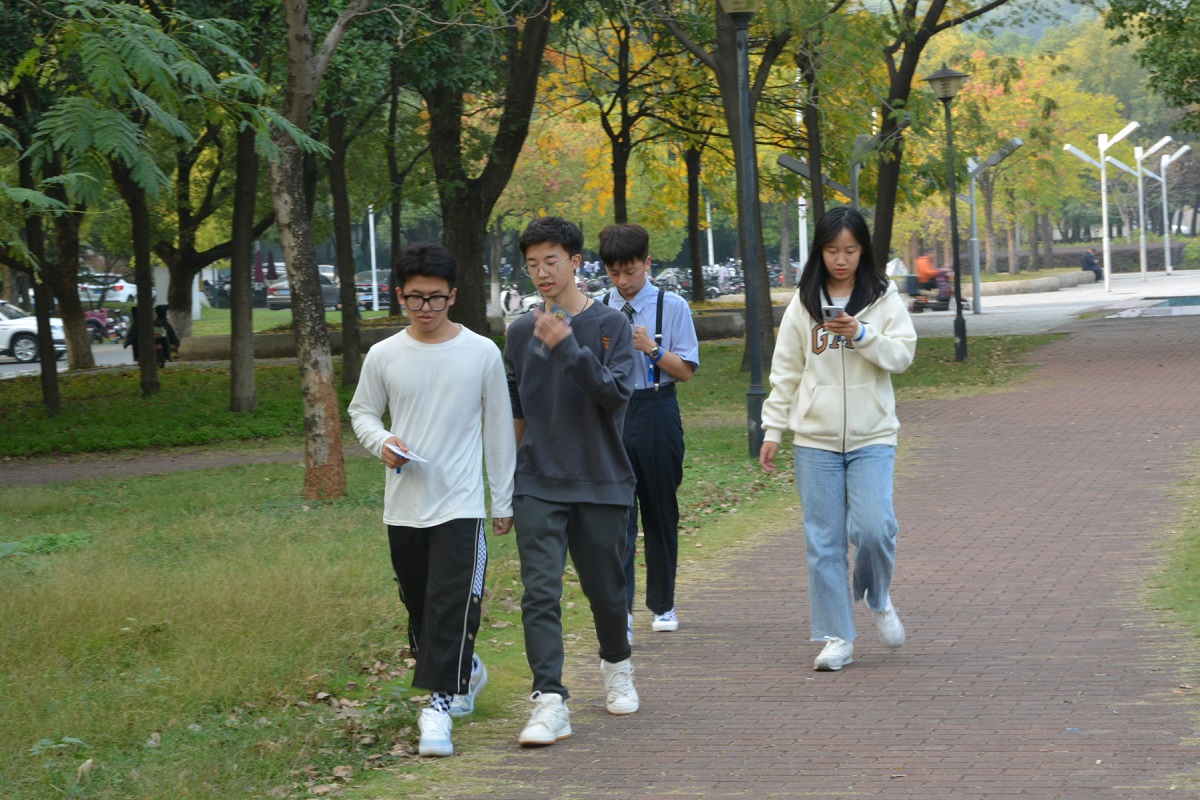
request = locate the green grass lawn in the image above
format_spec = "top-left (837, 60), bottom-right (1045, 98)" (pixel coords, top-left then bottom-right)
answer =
top-left (189, 307), bottom-right (393, 337)
top-left (1, 333), bottom-right (1131, 800)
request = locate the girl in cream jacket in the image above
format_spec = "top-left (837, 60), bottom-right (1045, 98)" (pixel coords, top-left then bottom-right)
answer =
top-left (759, 206), bottom-right (917, 672)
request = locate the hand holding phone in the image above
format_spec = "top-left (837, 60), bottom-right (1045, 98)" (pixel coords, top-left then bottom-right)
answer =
top-left (821, 305), bottom-right (842, 321)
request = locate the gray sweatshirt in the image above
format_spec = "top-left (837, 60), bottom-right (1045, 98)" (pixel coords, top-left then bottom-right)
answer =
top-left (505, 301), bottom-right (636, 506)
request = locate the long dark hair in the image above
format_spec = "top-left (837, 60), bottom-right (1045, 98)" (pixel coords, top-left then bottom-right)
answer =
top-left (797, 206), bottom-right (888, 321)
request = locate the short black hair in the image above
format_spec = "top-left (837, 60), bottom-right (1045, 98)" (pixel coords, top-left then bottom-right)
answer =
top-left (598, 223), bottom-right (650, 267)
top-left (396, 242), bottom-right (457, 291)
top-left (518, 216), bottom-right (584, 258)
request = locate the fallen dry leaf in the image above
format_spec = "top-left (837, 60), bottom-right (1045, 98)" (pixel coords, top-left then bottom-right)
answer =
top-left (332, 765), bottom-right (353, 781)
top-left (144, 732), bottom-right (162, 748)
top-left (76, 759), bottom-right (95, 779)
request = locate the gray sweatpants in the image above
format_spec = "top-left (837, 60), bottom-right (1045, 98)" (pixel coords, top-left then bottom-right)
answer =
top-left (513, 496), bottom-right (631, 698)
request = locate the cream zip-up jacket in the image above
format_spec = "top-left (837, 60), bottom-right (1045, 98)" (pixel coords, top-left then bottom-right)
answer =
top-left (761, 281), bottom-right (917, 453)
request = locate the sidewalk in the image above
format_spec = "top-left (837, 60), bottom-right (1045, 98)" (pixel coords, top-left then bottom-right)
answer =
top-left (400, 276), bottom-right (1200, 798)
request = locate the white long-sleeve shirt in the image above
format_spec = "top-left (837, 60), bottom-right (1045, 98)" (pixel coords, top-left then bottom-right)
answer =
top-left (348, 326), bottom-right (516, 527)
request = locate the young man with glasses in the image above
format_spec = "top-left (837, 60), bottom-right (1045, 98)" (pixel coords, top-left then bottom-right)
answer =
top-left (598, 223), bottom-right (699, 640)
top-left (348, 242), bottom-right (516, 758)
top-left (502, 216), bottom-right (640, 747)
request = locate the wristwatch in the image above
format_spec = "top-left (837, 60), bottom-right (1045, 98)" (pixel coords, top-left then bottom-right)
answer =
top-left (649, 345), bottom-right (662, 361)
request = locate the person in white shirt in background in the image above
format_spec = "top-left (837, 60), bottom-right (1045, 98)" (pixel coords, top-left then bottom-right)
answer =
top-left (348, 242), bottom-right (516, 758)
top-left (758, 207), bottom-right (917, 673)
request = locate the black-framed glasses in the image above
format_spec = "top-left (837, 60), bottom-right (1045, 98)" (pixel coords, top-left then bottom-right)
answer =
top-left (522, 258), bottom-right (570, 278)
top-left (402, 294), bottom-right (451, 312)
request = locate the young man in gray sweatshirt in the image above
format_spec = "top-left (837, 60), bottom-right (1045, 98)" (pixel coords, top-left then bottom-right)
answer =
top-left (503, 216), bottom-right (640, 747)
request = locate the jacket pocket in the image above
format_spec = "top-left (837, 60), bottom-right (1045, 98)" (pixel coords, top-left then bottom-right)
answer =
top-left (794, 384), bottom-right (844, 441)
top-left (844, 383), bottom-right (895, 440)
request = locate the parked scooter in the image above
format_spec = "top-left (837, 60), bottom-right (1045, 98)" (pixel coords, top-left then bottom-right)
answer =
top-left (85, 308), bottom-right (127, 342)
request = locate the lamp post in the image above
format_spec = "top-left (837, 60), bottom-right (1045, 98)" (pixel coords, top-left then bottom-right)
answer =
top-left (1147, 145), bottom-right (1191, 274)
top-left (960, 138), bottom-right (1023, 314)
top-left (719, 0), bottom-right (766, 458)
top-left (1106, 136), bottom-right (1171, 282)
top-left (367, 204), bottom-right (379, 311)
top-left (923, 64), bottom-right (970, 362)
top-left (1063, 121), bottom-right (1140, 291)
top-left (797, 194), bottom-right (808, 268)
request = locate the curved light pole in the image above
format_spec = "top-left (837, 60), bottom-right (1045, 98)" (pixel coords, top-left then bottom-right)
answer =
top-left (924, 64), bottom-right (969, 362)
top-left (1156, 145), bottom-right (1191, 275)
top-left (1063, 121), bottom-right (1140, 291)
top-left (1135, 137), bottom-right (1172, 280)
top-left (961, 138), bottom-right (1023, 314)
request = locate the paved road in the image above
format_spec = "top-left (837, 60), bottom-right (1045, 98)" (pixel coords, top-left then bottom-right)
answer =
top-left (0, 342), bottom-right (129, 379)
top-left (393, 274), bottom-right (1200, 799)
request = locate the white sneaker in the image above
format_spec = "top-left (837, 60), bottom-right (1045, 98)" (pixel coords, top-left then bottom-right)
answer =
top-left (417, 708), bottom-right (453, 757)
top-left (518, 692), bottom-right (572, 746)
top-left (627, 612), bottom-right (634, 646)
top-left (873, 604), bottom-right (906, 648)
top-left (813, 637), bottom-right (854, 671)
top-left (651, 608), bottom-right (679, 632)
top-left (449, 656), bottom-right (487, 717)
top-left (600, 658), bottom-right (639, 715)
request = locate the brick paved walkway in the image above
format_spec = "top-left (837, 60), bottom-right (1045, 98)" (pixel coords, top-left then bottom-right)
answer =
top-left (402, 313), bottom-right (1200, 800)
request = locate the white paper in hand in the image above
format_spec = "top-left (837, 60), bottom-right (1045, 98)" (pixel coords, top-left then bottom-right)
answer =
top-left (387, 442), bottom-right (428, 473)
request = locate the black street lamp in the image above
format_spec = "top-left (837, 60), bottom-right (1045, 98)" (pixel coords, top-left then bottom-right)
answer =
top-left (718, 0), bottom-right (766, 457)
top-left (923, 64), bottom-right (970, 362)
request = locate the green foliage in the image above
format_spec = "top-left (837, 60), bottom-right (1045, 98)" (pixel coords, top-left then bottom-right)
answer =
top-left (1107, 0), bottom-right (1200, 132)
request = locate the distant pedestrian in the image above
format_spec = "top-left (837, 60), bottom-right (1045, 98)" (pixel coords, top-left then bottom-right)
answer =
top-left (347, 242), bottom-right (516, 758)
top-left (504, 216), bottom-right (640, 747)
top-left (1082, 248), bottom-right (1102, 281)
top-left (599, 222), bottom-right (700, 642)
top-left (758, 206), bottom-right (917, 672)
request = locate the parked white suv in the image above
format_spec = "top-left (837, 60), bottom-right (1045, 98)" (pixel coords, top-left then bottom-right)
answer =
top-left (0, 301), bottom-right (66, 362)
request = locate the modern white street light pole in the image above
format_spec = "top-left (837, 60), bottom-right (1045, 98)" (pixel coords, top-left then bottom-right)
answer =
top-left (1157, 145), bottom-right (1191, 274)
top-left (797, 195), bottom-right (808, 264)
top-left (368, 204), bottom-right (379, 311)
top-left (1064, 121), bottom-right (1139, 291)
top-left (1106, 135), bottom-right (1172, 282)
top-left (1134, 137), bottom-right (1172, 280)
top-left (960, 138), bottom-right (1023, 314)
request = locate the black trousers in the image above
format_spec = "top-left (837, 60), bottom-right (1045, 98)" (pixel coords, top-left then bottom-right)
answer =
top-left (387, 518), bottom-right (486, 695)
top-left (622, 385), bottom-right (685, 615)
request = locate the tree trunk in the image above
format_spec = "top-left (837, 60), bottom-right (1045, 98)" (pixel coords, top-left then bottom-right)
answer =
top-left (422, 9), bottom-right (550, 336)
top-left (230, 120), bottom-right (259, 412)
top-left (16, 106), bottom-right (64, 411)
top-left (1029, 211), bottom-right (1041, 271)
top-left (686, 146), bottom-right (705, 304)
top-left (112, 161), bottom-right (160, 396)
top-left (1043, 212), bottom-right (1054, 269)
top-left (265, 0), bottom-right (372, 500)
top-left (328, 112), bottom-right (362, 386)
top-left (797, 49), bottom-right (826, 220)
top-left (268, 137), bottom-right (346, 500)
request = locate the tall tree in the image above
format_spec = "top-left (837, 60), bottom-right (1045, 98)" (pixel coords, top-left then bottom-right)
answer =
top-left (869, 0), bottom-right (1018, 269)
top-left (652, 1), bottom-right (792, 365)
top-left (266, 0), bottom-right (371, 499)
top-left (413, 1), bottom-right (552, 335)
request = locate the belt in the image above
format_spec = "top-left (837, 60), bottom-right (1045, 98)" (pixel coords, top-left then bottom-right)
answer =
top-left (631, 383), bottom-right (676, 399)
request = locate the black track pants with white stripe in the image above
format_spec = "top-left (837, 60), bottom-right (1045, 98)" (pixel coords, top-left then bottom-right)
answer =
top-left (388, 518), bottom-right (487, 696)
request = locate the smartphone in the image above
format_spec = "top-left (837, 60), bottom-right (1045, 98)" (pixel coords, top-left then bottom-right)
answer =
top-left (821, 305), bottom-right (843, 321)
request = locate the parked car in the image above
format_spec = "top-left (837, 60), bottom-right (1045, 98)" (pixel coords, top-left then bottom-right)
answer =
top-left (79, 273), bottom-right (146, 304)
top-left (265, 274), bottom-right (342, 310)
top-left (354, 270), bottom-right (390, 309)
top-left (0, 300), bottom-right (66, 362)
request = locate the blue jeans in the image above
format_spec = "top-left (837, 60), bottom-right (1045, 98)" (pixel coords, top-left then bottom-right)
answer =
top-left (793, 444), bottom-right (899, 643)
